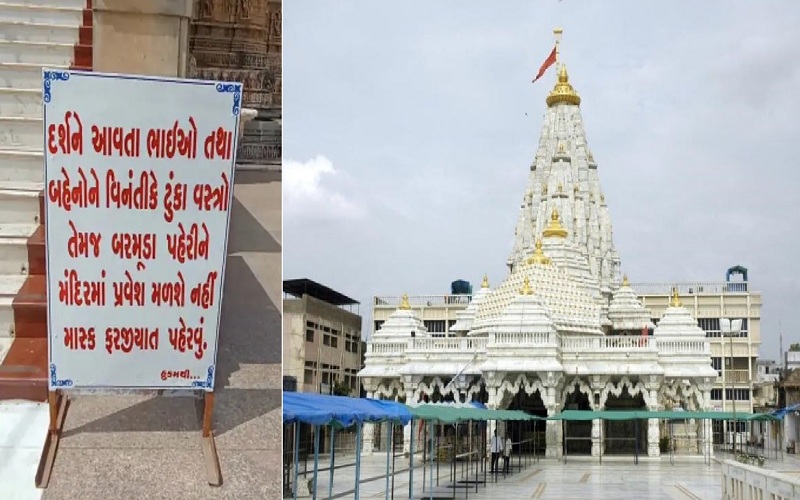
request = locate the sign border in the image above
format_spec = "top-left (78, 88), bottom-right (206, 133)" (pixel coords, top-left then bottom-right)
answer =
top-left (43, 69), bottom-right (242, 392)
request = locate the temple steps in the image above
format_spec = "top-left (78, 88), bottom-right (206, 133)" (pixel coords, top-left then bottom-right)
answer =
top-left (0, 40), bottom-right (73, 65)
top-left (0, 150), bottom-right (43, 183)
top-left (0, 88), bottom-right (41, 117)
top-left (0, 0), bottom-right (87, 403)
top-left (0, 116), bottom-right (41, 150)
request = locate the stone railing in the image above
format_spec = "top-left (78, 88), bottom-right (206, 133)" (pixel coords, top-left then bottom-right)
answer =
top-left (365, 333), bottom-right (718, 360)
top-left (720, 459), bottom-right (800, 499)
top-left (655, 339), bottom-right (708, 354)
top-left (374, 295), bottom-right (472, 307)
top-left (632, 282), bottom-right (753, 295)
top-left (561, 335), bottom-right (654, 352)
top-left (406, 337), bottom-right (488, 353)
top-left (490, 331), bottom-right (555, 346)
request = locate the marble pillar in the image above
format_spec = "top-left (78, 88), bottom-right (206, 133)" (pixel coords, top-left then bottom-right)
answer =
top-left (647, 418), bottom-right (660, 457)
top-left (591, 419), bottom-right (602, 457)
top-left (189, 0), bottom-right (281, 165)
top-left (362, 391), bottom-right (375, 454)
top-left (546, 406), bottom-right (563, 458)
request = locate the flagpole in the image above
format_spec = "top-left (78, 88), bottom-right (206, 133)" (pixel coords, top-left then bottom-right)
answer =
top-left (553, 28), bottom-right (563, 65)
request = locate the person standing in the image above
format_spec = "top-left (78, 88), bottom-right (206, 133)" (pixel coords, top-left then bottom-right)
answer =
top-left (490, 429), bottom-right (502, 473)
top-left (503, 434), bottom-right (513, 474)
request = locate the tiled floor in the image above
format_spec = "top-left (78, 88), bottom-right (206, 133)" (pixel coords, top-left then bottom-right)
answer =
top-left (289, 453), bottom-right (725, 499)
top-left (0, 400), bottom-right (47, 500)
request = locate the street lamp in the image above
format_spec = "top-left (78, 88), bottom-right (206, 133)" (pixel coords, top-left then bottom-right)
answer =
top-left (721, 318), bottom-right (742, 454)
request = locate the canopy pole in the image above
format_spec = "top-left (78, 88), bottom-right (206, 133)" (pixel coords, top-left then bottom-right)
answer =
top-left (385, 422), bottom-right (392, 500)
top-left (429, 421), bottom-right (434, 500)
top-left (312, 425), bottom-right (321, 500)
top-left (293, 422), bottom-right (300, 500)
top-left (354, 423), bottom-right (363, 500)
top-left (409, 418), bottom-right (416, 500)
top-left (328, 427), bottom-right (336, 500)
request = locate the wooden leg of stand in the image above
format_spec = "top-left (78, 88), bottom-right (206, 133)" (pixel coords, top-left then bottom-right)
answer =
top-left (200, 391), bottom-right (222, 486)
top-left (36, 390), bottom-right (69, 489)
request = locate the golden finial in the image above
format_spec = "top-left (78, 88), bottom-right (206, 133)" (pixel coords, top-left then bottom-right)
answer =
top-left (557, 142), bottom-right (565, 154)
top-left (520, 275), bottom-right (534, 295)
top-left (589, 192), bottom-right (594, 200)
top-left (482, 274), bottom-right (490, 289)
top-left (600, 194), bottom-right (605, 203)
top-left (557, 182), bottom-right (563, 193)
top-left (542, 208), bottom-right (568, 238)
top-left (546, 63), bottom-right (581, 107)
top-left (587, 150), bottom-right (595, 163)
top-left (622, 275), bottom-right (629, 287)
top-left (670, 287), bottom-right (682, 308)
top-left (542, 185), bottom-right (548, 195)
top-left (400, 294), bottom-right (411, 310)
top-left (527, 238), bottom-right (551, 265)
top-left (573, 185), bottom-right (579, 194)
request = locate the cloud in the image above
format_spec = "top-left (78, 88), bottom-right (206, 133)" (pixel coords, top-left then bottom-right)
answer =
top-left (283, 155), bottom-right (365, 222)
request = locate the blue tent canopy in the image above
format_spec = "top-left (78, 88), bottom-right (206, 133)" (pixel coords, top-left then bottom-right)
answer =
top-left (283, 392), bottom-right (413, 428)
top-left (771, 403), bottom-right (800, 420)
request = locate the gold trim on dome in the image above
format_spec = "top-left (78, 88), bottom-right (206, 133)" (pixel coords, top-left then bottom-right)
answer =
top-left (528, 238), bottom-right (551, 265)
top-left (520, 276), bottom-right (534, 295)
top-left (670, 287), bottom-right (682, 308)
top-left (546, 64), bottom-right (581, 107)
top-left (542, 208), bottom-right (568, 238)
top-left (482, 274), bottom-right (490, 289)
top-left (400, 294), bottom-right (411, 310)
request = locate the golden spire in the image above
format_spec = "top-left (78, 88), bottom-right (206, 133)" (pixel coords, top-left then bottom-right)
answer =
top-left (573, 184), bottom-right (579, 194)
top-left (542, 208), bottom-right (568, 238)
top-left (546, 63), bottom-right (581, 107)
top-left (542, 184), bottom-right (548, 195)
top-left (527, 238), bottom-right (551, 265)
top-left (482, 274), bottom-right (490, 289)
top-left (400, 294), bottom-right (411, 310)
top-left (557, 182), bottom-right (563, 193)
top-left (557, 142), bottom-right (565, 154)
top-left (670, 287), bottom-right (682, 308)
top-left (520, 275), bottom-right (534, 295)
top-left (622, 275), bottom-right (629, 287)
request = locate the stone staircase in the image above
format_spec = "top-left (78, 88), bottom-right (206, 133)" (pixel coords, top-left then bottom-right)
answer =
top-left (0, 0), bottom-right (91, 401)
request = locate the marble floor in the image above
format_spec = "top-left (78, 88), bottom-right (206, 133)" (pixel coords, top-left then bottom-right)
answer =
top-left (0, 400), bottom-right (47, 500)
top-left (289, 453), bottom-right (724, 499)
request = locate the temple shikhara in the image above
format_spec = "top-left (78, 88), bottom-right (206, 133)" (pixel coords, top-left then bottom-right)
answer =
top-left (359, 33), bottom-right (718, 459)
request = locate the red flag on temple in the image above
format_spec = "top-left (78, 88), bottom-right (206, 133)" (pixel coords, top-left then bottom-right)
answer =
top-left (532, 46), bottom-right (557, 83)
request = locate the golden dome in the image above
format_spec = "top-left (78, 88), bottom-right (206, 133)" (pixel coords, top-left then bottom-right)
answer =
top-left (546, 64), bottom-right (581, 107)
top-left (542, 208), bottom-right (568, 238)
top-left (527, 238), bottom-right (551, 265)
top-left (670, 287), bottom-right (683, 308)
top-left (482, 274), bottom-right (490, 289)
top-left (520, 275), bottom-right (534, 295)
top-left (400, 294), bottom-right (411, 310)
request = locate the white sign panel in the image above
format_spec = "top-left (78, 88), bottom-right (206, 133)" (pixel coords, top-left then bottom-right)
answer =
top-left (43, 70), bottom-right (241, 390)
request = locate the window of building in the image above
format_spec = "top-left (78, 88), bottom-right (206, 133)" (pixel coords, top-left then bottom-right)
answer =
top-left (305, 329), bottom-right (314, 342)
top-left (711, 389), bottom-right (722, 400)
top-left (374, 320), bottom-right (385, 333)
top-left (304, 369), bottom-right (313, 385)
top-left (711, 357), bottom-right (722, 373)
top-left (330, 336), bottom-right (338, 349)
top-left (424, 320), bottom-right (447, 333)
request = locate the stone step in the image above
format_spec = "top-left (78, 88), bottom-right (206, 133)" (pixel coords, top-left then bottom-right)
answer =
top-left (0, 0), bottom-right (84, 8)
top-left (0, 225), bottom-right (34, 277)
top-left (0, 337), bottom-right (47, 401)
top-left (0, 181), bottom-right (42, 225)
top-left (0, 62), bottom-right (69, 89)
top-left (0, 88), bottom-right (41, 117)
top-left (0, 274), bottom-right (27, 340)
top-left (0, 21), bottom-right (78, 44)
top-left (0, 116), bottom-right (41, 151)
top-left (0, 39), bottom-right (73, 65)
top-left (0, 3), bottom-right (84, 26)
top-left (12, 274), bottom-right (46, 339)
top-left (0, 150), bottom-right (43, 183)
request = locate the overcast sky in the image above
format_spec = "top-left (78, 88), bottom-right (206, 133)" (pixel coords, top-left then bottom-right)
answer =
top-left (283, 1), bottom-right (800, 360)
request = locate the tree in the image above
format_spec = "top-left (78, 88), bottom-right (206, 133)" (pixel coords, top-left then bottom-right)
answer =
top-left (789, 343), bottom-right (800, 352)
top-left (332, 380), bottom-right (351, 397)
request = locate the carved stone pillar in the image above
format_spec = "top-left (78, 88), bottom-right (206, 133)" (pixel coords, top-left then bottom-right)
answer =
top-left (646, 387), bottom-right (661, 457)
top-left (590, 376), bottom-right (606, 456)
top-left (189, 0), bottom-right (281, 165)
top-left (546, 405), bottom-right (563, 458)
top-left (402, 376), bottom-right (420, 454)
top-left (484, 377), bottom-right (500, 456)
top-left (362, 390), bottom-right (376, 454)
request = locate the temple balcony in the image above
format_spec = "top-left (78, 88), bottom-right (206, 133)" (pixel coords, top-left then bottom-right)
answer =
top-left (630, 281), bottom-right (755, 295)
top-left (373, 294), bottom-right (472, 308)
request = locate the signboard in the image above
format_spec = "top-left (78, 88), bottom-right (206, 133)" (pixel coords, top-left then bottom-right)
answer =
top-left (43, 70), bottom-right (241, 391)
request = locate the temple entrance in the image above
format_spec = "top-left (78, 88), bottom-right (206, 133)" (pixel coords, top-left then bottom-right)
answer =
top-left (563, 387), bottom-right (592, 455)
top-left (603, 387), bottom-right (646, 454)
top-left (507, 390), bottom-right (547, 455)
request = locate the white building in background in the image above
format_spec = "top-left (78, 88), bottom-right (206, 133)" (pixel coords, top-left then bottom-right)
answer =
top-left (358, 51), bottom-right (740, 458)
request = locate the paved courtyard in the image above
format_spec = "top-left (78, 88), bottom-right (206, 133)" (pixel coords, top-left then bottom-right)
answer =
top-left (291, 453), bottom-right (735, 499)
